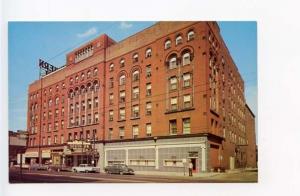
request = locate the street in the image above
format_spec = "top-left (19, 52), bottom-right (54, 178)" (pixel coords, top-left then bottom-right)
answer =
top-left (9, 168), bottom-right (258, 183)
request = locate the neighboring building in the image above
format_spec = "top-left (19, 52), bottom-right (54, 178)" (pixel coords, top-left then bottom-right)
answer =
top-left (245, 104), bottom-right (257, 168)
top-left (26, 21), bottom-right (257, 173)
top-left (9, 130), bottom-right (28, 166)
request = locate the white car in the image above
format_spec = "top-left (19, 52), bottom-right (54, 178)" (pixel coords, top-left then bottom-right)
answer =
top-left (72, 164), bottom-right (100, 173)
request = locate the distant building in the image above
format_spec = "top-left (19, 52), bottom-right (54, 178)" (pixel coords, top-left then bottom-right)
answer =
top-left (9, 130), bottom-right (28, 166)
top-left (25, 22), bottom-right (257, 173)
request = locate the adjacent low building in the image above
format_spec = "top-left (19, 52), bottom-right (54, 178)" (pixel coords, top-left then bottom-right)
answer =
top-left (9, 130), bottom-right (28, 166)
top-left (25, 21), bottom-right (257, 174)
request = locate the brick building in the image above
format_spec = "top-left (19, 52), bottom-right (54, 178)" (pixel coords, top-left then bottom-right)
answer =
top-left (9, 130), bottom-right (28, 166)
top-left (25, 21), bottom-right (256, 173)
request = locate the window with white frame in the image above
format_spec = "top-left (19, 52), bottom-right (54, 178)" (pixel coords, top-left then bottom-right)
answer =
top-left (133, 53), bottom-right (139, 63)
top-left (81, 73), bottom-right (85, 80)
top-left (145, 48), bottom-right (152, 58)
top-left (170, 97), bottom-right (178, 110)
top-left (182, 52), bottom-right (191, 65)
top-left (108, 128), bottom-right (113, 140)
top-left (183, 94), bottom-right (192, 108)
top-left (61, 135), bottom-right (64, 144)
top-left (165, 39), bottom-right (171, 49)
top-left (109, 110), bottom-right (114, 121)
top-left (170, 77), bottom-right (178, 90)
top-left (169, 56), bottom-right (177, 69)
top-left (119, 127), bottom-right (125, 139)
top-left (119, 91), bottom-right (125, 103)
top-left (109, 63), bottom-right (114, 71)
top-left (132, 125), bottom-right (139, 138)
top-left (132, 87), bottom-right (139, 99)
top-left (120, 59), bottom-right (125, 67)
top-left (54, 135), bottom-right (57, 144)
top-left (169, 119), bottom-right (177, 135)
top-left (87, 70), bottom-right (91, 78)
top-left (94, 112), bottom-right (99, 123)
top-left (48, 99), bottom-right (52, 107)
top-left (61, 120), bottom-right (64, 129)
top-left (81, 115), bottom-right (85, 125)
top-left (187, 30), bottom-right (195, 41)
top-left (183, 118), bottom-right (191, 134)
top-left (87, 114), bottom-right (92, 124)
top-left (119, 74), bottom-right (125, 85)
top-left (119, 108), bottom-right (125, 120)
top-left (132, 70), bottom-right (139, 81)
top-left (146, 123), bottom-right (152, 136)
top-left (146, 65), bottom-right (151, 77)
top-left (42, 137), bottom-right (46, 145)
top-left (132, 105), bottom-right (139, 118)
top-left (47, 136), bottom-right (51, 145)
top-left (109, 93), bottom-right (114, 105)
top-left (146, 83), bottom-right (152, 96)
top-left (93, 68), bottom-right (98, 76)
top-left (183, 73), bottom-right (191, 87)
top-left (146, 102), bottom-right (152, 115)
top-left (175, 35), bottom-right (183, 45)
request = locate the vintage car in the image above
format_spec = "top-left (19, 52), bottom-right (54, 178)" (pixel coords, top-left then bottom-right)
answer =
top-left (104, 164), bottom-right (134, 175)
top-left (71, 164), bottom-right (100, 173)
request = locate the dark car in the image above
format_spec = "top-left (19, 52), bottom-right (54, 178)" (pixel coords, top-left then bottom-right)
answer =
top-left (104, 164), bottom-right (134, 175)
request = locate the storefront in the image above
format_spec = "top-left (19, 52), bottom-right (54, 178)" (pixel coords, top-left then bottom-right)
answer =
top-left (24, 151), bottom-right (38, 165)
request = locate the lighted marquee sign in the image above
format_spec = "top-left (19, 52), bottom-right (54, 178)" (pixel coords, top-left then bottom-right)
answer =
top-left (39, 59), bottom-right (59, 75)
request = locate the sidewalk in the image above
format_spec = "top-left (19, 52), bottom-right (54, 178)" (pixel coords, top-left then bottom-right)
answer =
top-left (135, 170), bottom-right (221, 178)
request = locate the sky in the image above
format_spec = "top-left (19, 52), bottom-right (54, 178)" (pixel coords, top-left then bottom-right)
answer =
top-left (8, 21), bottom-right (257, 132)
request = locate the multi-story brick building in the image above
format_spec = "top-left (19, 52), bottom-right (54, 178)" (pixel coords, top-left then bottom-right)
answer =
top-left (25, 21), bottom-right (256, 173)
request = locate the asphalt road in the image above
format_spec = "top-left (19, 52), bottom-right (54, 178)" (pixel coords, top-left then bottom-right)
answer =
top-left (9, 169), bottom-right (257, 183)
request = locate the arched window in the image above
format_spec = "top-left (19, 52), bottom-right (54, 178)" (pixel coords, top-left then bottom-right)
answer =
top-left (55, 97), bottom-right (59, 105)
top-left (169, 55), bottom-right (177, 69)
top-left (165, 39), bottom-right (171, 49)
top-left (69, 89), bottom-right (74, 98)
top-left (93, 68), bottom-right (98, 76)
top-left (145, 48), bottom-right (152, 58)
top-left (48, 99), bottom-right (52, 107)
top-left (132, 70), bottom-right (139, 81)
top-left (87, 83), bottom-right (92, 92)
top-left (109, 63), bottom-right (114, 71)
top-left (187, 30), bottom-right (195, 41)
top-left (80, 85), bottom-right (86, 94)
top-left (175, 35), bottom-right (183, 45)
top-left (81, 73), bottom-right (85, 80)
top-left (74, 87), bottom-right (79, 96)
top-left (133, 53), bottom-right (139, 63)
top-left (119, 74), bottom-right (126, 85)
top-left (94, 80), bottom-right (99, 91)
top-left (87, 70), bottom-right (91, 78)
top-left (182, 52), bottom-right (191, 65)
top-left (75, 75), bottom-right (79, 83)
top-left (120, 58), bottom-right (125, 67)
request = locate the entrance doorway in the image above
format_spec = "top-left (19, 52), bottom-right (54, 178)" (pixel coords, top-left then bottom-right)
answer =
top-left (190, 158), bottom-right (197, 172)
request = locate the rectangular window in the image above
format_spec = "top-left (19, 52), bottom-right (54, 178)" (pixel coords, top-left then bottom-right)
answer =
top-left (119, 127), bottom-right (125, 139)
top-left (146, 123), bottom-right (152, 136)
top-left (132, 105), bottom-right (139, 118)
top-left (47, 136), bottom-right (51, 145)
top-left (109, 93), bottom-right (114, 105)
top-left (146, 65), bottom-right (151, 77)
top-left (94, 97), bottom-right (99, 108)
top-left (132, 87), bottom-right (139, 99)
top-left (108, 128), bottom-right (113, 140)
top-left (81, 115), bottom-right (85, 125)
top-left (68, 133), bottom-right (72, 141)
top-left (42, 137), bottom-right (45, 145)
top-left (132, 125), bottom-right (139, 138)
top-left (183, 73), bottom-right (191, 87)
top-left (119, 108), bottom-right (125, 120)
top-left (87, 114), bottom-right (92, 124)
top-left (54, 135), bottom-right (57, 144)
top-left (146, 102), bottom-right (152, 115)
top-left (48, 123), bottom-right (52, 132)
top-left (146, 83), bottom-right (152, 96)
top-left (61, 135), bottom-right (64, 144)
top-left (109, 77), bottom-right (114, 88)
top-left (183, 118), bottom-right (191, 134)
top-left (109, 110), bottom-right (114, 121)
top-left (170, 97), bottom-right (178, 110)
top-left (87, 99), bottom-right (92, 109)
top-left (169, 119), bottom-right (177, 135)
top-left (170, 77), bottom-right (177, 90)
top-left (119, 91), bottom-right (125, 103)
top-left (183, 94), bottom-right (192, 108)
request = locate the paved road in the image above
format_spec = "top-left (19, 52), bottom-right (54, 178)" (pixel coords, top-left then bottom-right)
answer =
top-left (9, 169), bottom-right (257, 183)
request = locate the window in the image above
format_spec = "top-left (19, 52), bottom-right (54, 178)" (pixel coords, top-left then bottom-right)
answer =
top-left (81, 115), bottom-right (85, 125)
top-left (70, 117), bottom-right (74, 126)
top-left (94, 97), bottom-right (99, 108)
top-left (108, 128), bottom-right (113, 140)
top-left (42, 137), bottom-right (45, 146)
top-left (74, 132), bottom-right (78, 140)
top-left (169, 56), bottom-right (177, 69)
top-left (109, 63), bottom-right (114, 71)
top-left (187, 30), bottom-right (195, 41)
top-left (93, 68), bottom-right (98, 76)
top-left (75, 116), bottom-right (79, 126)
top-left (94, 112), bottom-right (99, 123)
top-left (133, 53), bottom-right (138, 63)
top-left (183, 118), bottom-right (191, 134)
top-left (119, 74), bottom-right (126, 85)
top-left (68, 133), bottom-right (72, 141)
top-left (146, 65), bottom-right (151, 77)
top-left (87, 99), bottom-right (92, 109)
top-left (165, 39), bottom-right (171, 49)
top-left (132, 125), bottom-right (139, 138)
top-left (169, 120), bottom-right (177, 135)
top-left (109, 93), bottom-right (114, 105)
top-left (48, 99), bottom-right (52, 107)
top-left (132, 87), bottom-right (139, 99)
top-left (119, 108), bottom-right (125, 120)
top-left (81, 101), bottom-right (86, 110)
top-left (54, 121), bottom-right (58, 131)
top-left (183, 73), bottom-right (191, 87)
top-left (54, 135), bottom-right (57, 144)
top-left (120, 59), bottom-right (125, 67)
top-left (47, 136), bottom-right (51, 145)
top-left (119, 91), bottom-right (125, 103)
top-left (183, 94), bottom-right (192, 108)
top-left (146, 102), bottom-right (152, 115)
top-left (119, 127), bottom-right (125, 139)
top-left (109, 77), bottom-right (114, 88)
top-left (182, 52), bottom-right (191, 65)
top-left (61, 135), bottom-right (64, 144)
top-left (61, 120), bottom-right (64, 129)
top-left (109, 110), bottom-right (114, 121)
top-left (132, 70), bottom-right (139, 81)
top-left (48, 123), bottom-right (52, 132)
top-left (87, 70), bottom-right (91, 78)
top-left (87, 114), bottom-right (92, 124)
top-left (146, 83), bottom-right (152, 96)
top-left (145, 48), bottom-right (152, 58)
top-left (75, 75), bottom-right (79, 83)
top-left (170, 77), bottom-right (178, 90)
top-left (49, 88), bottom-right (52, 93)
top-left (146, 123), bottom-right (152, 136)
top-left (75, 102), bottom-right (80, 112)
top-left (81, 73), bottom-right (85, 80)
top-left (56, 85), bottom-right (59, 92)
top-left (55, 109), bottom-right (59, 117)
top-left (170, 97), bottom-right (178, 110)
top-left (132, 105), bottom-right (139, 118)
top-left (86, 130), bottom-right (90, 140)
top-left (175, 35), bottom-right (183, 45)
top-left (43, 112), bottom-right (46, 120)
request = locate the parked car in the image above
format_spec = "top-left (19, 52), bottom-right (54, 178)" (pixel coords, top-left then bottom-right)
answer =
top-left (29, 164), bottom-right (49, 171)
top-left (72, 164), bottom-right (100, 173)
top-left (104, 164), bottom-right (134, 175)
top-left (48, 165), bottom-right (72, 172)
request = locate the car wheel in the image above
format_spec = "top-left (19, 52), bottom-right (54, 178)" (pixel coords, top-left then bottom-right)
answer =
top-left (73, 169), bottom-right (77, 173)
